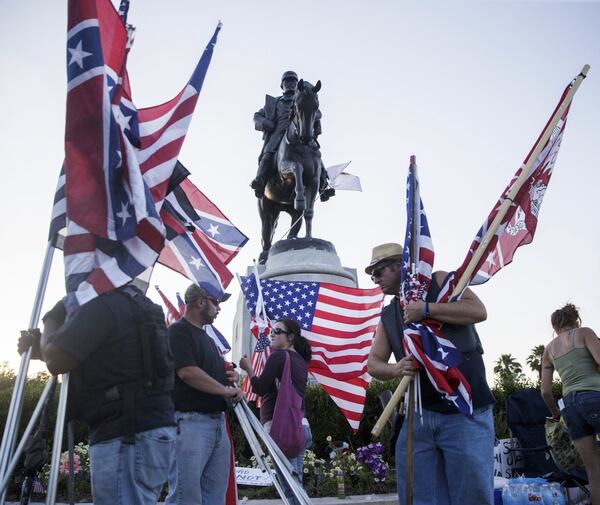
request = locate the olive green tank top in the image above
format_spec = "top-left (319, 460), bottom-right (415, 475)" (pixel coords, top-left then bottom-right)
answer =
top-left (554, 347), bottom-right (600, 397)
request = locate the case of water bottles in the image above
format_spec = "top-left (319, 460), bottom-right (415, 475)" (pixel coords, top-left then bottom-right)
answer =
top-left (501, 478), bottom-right (566, 505)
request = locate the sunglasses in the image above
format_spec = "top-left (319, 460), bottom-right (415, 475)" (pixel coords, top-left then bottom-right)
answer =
top-left (271, 328), bottom-right (290, 336)
top-left (370, 260), bottom-right (397, 280)
top-left (202, 296), bottom-right (220, 306)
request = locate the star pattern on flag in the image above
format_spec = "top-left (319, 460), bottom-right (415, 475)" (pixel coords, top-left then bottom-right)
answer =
top-left (242, 277), bottom-right (319, 331)
top-left (68, 40), bottom-right (93, 68)
top-left (207, 223), bottom-right (220, 237)
top-left (116, 202), bottom-right (131, 225)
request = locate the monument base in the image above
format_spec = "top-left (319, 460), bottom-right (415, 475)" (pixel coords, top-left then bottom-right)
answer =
top-left (231, 237), bottom-right (358, 362)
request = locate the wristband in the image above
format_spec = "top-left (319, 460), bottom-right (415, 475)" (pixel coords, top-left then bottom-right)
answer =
top-left (421, 304), bottom-right (427, 319)
top-left (425, 302), bottom-right (430, 318)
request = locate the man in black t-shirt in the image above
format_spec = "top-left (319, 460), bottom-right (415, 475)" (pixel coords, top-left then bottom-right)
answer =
top-left (18, 286), bottom-right (175, 505)
top-left (165, 284), bottom-right (241, 505)
top-left (365, 243), bottom-right (495, 505)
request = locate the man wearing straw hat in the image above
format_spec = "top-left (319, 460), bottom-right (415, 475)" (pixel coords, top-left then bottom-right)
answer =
top-left (366, 243), bottom-right (495, 505)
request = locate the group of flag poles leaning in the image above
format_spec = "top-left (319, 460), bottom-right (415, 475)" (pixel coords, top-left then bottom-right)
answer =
top-left (0, 17), bottom-right (591, 501)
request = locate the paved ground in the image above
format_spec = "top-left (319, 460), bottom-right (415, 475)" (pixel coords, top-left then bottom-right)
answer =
top-left (8, 494), bottom-right (399, 504)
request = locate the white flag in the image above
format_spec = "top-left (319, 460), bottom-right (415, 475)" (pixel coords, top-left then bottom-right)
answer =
top-left (325, 162), bottom-right (362, 192)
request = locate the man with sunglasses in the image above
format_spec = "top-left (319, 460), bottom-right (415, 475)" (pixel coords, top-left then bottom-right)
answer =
top-left (366, 243), bottom-right (495, 505)
top-left (166, 284), bottom-right (241, 505)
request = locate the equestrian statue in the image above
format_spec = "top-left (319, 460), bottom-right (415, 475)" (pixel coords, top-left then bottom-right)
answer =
top-left (251, 71), bottom-right (335, 264)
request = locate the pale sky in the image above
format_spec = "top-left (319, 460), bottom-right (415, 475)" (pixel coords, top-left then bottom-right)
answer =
top-left (1, 1), bottom-right (599, 385)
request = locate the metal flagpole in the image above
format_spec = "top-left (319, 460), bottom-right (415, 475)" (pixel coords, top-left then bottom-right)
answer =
top-left (0, 243), bottom-right (55, 504)
top-left (0, 377), bottom-right (56, 496)
top-left (46, 373), bottom-right (70, 505)
top-left (239, 401), bottom-right (312, 505)
top-left (233, 402), bottom-right (293, 505)
top-left (372, 64), bottom-right (590, 435)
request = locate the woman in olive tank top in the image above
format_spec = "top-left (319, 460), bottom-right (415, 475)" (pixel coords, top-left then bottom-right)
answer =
top-left (541, 303), bottom-right (600, 504)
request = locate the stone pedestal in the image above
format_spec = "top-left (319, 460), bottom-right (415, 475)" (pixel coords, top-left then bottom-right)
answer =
top-left (231, 238), bottom-right (358, 363)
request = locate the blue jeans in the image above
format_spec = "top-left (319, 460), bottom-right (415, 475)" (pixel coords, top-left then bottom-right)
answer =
top-left (395, 405), bottom-right (494, 505)
top-left (288, 423), bottom-right (313, 477)
top-left (563, 390), bottom-right (600, 439)
top-left (165, 411), bottom-right (230, 505)
top-left (89, 426), bottom-right (175, 505)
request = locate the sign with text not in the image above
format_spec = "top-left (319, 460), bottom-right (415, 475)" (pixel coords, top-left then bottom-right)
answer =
top-left (235, 467), bottom-right (274, 487)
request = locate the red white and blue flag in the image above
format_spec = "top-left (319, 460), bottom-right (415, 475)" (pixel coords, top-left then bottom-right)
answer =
top-left (240, 270), bottom-right (273, 404)
top-left (240, 274), bottom-right (384, 431)
top-left (399, 159), bottom-right (473, 415)
top-left (441, 83), bottom-right (572, 302)
top-left (62, 0), bottom-right (221, 311)
top-left (155, 285), bottom-right (181, 325)
top-left (159, 173), bottom-right (248, 301)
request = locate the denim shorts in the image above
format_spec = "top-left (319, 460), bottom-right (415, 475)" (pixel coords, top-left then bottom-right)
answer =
top-left (562, 390), bottom-right (600, 440)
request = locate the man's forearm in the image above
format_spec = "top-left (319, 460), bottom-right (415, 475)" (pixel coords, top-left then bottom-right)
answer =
top-left (428, 298), bottom-right (487, 325)
top-left (178, 367), bottom-right (228, 396)
top-left (367, 357), bottom-right (399, 381)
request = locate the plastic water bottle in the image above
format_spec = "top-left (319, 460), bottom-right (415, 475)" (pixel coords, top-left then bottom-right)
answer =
top-left (336, 468), bottom-right (345, 499)
top-left (541, 483), bottom-right (566, 505)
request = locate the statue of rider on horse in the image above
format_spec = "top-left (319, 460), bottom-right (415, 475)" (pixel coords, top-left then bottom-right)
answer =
top-left (251, 71), bottom-right (335, 263)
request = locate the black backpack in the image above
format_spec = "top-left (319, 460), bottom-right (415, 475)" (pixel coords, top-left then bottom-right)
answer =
top-left (121, 286), bottom-right (175, 394)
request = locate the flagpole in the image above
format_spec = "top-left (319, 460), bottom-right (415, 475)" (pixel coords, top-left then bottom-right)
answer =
top-left (373, 65), bottom-right (590, 437)
top-left (451, 64), bottom-right (589, 297)
top-left (0, 243), bottom-right (55, 504)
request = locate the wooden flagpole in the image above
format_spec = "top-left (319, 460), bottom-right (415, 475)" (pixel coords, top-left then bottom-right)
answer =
top-left (372, 64), bottom-right (589, 438)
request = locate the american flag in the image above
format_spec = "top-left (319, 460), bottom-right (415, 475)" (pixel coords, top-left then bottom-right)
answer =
top-left (61, 0), bottom-right (221, 311)
top-left (155, 285), bottom-right (181, 325)
top-left (159, 173), bottom-right (248, 299)
top-left (442, 82), bottom-right (573, 302)
top-left (400, 158), bottom-right (473, 415)
top-left (240, 275), bottom-right (384, 432)
top-left (241, 271), bottom-right (272, 404)
top-left (176, 292), bottom-right (185, 316)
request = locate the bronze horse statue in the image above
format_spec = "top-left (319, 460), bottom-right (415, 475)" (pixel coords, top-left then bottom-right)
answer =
top-left (258, 79), bottom-right (323, 264)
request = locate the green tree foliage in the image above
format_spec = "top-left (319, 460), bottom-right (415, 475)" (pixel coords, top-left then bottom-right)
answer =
top-left (493, 353), bottom-right (526, 391)
top-left (526, 344), bottom-right (546, 384)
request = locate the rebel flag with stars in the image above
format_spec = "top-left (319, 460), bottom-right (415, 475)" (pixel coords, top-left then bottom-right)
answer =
top-left (61, 0), bottom-right (221, 311)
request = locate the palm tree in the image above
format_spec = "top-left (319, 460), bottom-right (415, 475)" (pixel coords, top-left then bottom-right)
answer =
top-left (526, 345), bottom-right (545, 383)
top-left (494, 354), bottom-right (523, 377)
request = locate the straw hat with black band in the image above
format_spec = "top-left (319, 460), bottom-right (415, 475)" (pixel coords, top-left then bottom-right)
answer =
top-left (365, 243), bottom-right (403, 275)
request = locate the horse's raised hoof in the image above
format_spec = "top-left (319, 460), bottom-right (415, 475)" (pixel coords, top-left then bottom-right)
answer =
top-left (250, 178), bottom-right (265, 198)
top-left (258, 251), bottom-right (269, 264)
top-left (294, 198), bottom-right (306, 211)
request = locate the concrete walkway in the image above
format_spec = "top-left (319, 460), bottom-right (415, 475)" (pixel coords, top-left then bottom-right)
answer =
top-left (8, 494), bottom-right (398, 504)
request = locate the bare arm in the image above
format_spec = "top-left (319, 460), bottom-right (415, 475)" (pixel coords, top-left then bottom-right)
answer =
top-left (177, 366), bottom-right (241, 400)
top-left (367, 322), bottom-right (415, 380)
top-left (404, 271), bottom-right (487, 325)
top-left (540, 348), bottom-right (560, 419)
top-left (582, 327), bottom-right (600, 364)
top-left (41, 315), bottom-right (79, 376)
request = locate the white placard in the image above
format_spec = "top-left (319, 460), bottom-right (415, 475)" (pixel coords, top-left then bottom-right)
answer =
top-left (235, 467), bottom-right (274, 487)
top-left (493, 438), bottom-right (525, 479)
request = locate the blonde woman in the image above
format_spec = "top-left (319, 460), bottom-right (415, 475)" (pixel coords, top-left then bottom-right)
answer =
top-left (541, 303), bottom-right (600, 504)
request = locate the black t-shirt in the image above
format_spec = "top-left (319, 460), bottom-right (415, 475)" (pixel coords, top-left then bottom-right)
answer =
top-left (168, 318), bottom-right (227, 413)
top-left (43, 289), bottom-right (174, 445)
top-left (250, 349), bottom-right (308, 424)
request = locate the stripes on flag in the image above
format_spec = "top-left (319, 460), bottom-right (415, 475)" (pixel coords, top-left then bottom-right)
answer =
top-left (240, 275), bottom-right (384, 432)
top-left (445, 83), bottom-right (572, 299)
top-left (399, 159), bottom-right (473, 415)
top-left (60, 0), bottom-right (222, 311)
top-left (155, 285), bottom-right (181, 325)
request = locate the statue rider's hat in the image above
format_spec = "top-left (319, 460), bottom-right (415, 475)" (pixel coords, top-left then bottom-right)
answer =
top-left (281, 71), bottom-right (299, 88)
